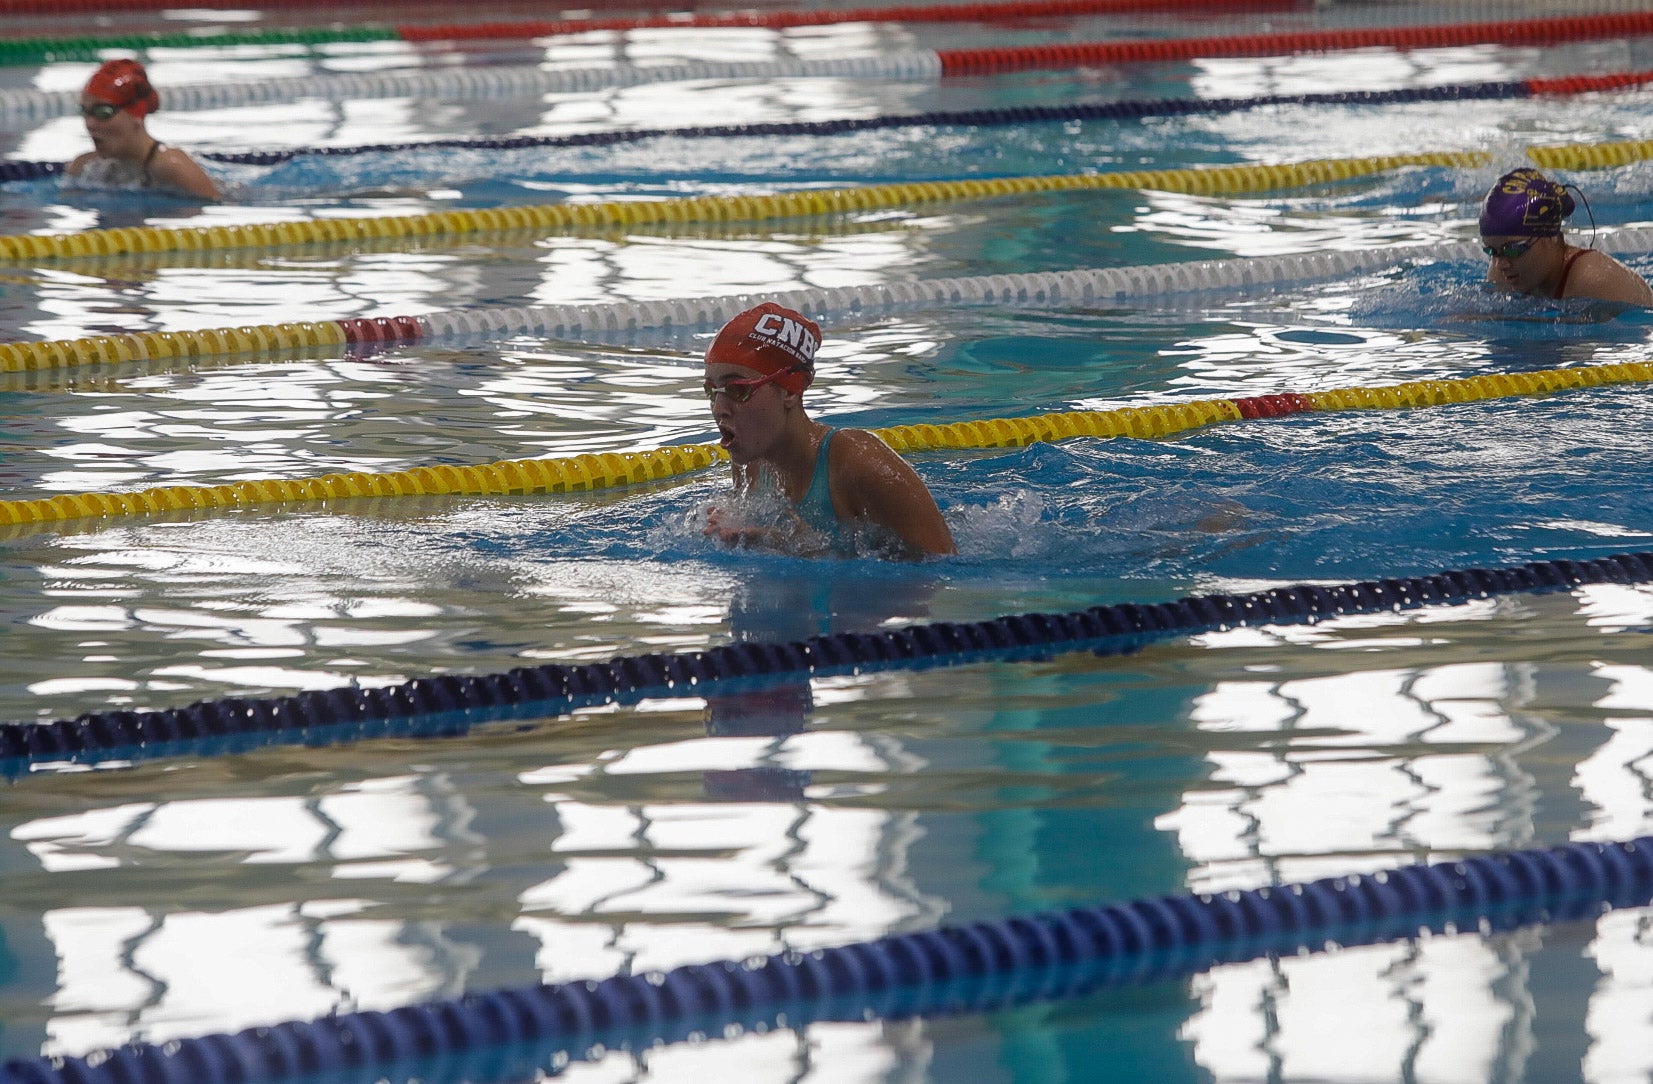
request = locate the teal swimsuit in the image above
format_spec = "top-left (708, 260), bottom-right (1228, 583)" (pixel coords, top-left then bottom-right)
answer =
top-left (795, 429), bottom-right (839, 538)
top-left (756, 428), bottom-right (849, 553)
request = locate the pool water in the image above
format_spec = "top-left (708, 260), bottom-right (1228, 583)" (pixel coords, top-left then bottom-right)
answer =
top-left (3, 2), bottom-right (1653, 1080)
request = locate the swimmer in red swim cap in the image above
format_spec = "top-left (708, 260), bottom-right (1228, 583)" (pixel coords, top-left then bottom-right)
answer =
top-left (66, 59), bottom-right (220, 200)
top-left (1479, 167), bottom-right (1649, 306)
top-left (702, 302), bottom-right (955, 559)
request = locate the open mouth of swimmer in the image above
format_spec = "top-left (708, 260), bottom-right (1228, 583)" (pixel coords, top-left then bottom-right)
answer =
top-left (717, 424), bottom-right (734, 448)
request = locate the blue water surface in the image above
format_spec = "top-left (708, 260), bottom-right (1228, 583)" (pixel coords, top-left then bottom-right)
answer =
top-left (2, 5), bottom-right (1653, 1082)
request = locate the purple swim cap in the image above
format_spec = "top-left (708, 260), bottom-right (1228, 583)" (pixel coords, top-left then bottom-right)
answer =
top-left (1479, 168), bottom-right (1575, 238)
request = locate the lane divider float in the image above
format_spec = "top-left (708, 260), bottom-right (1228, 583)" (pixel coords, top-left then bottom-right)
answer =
top-left (4, 828), bottom-right (1649, 1083)
top-left (936, 11), bottom-right (1653, 75)
top-left (0, 54), bottom-right (944, 123)
top-left (0, 0), bottom-right (1303, 35)
top-left (0, 150), bottom-right (1495, 260)
top-left (1, 69), bottom-right (1643, 181)
top-left (3, 67), bottom-right (1653, 183)
top-left (0, 11), bottom-right (1648, 117)
top-left (3, 358), bottom-right (1650, 528)
top-left (0, 5), bottom-right (1617, 66)
top-left (9, 132), bottom-right (1653, 263)
top-left (1, 244), bottom-right (1472, 372)
top-left (1530, 136), bottom-right (1653, 171)
top-left (0, 444), bottom-right (725, 527)
top-left (412, 2), bottom-right (1653, 44)
top-left (201, 70), bottom-right (1653, 165)
top-left (18, 226), bottom-right (1653, 375)
top-left (2, 548), bottom-right (1649, 767)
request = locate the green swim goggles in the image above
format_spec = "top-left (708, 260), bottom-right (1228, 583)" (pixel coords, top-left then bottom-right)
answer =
top-left (1482, 237), bottom-right (1541, 260)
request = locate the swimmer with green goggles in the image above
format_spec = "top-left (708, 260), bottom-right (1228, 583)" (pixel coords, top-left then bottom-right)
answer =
top-left (1478, 167), bottom-right (1650, 306)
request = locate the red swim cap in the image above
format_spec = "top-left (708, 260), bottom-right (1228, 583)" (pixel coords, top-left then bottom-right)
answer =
top-left (704, 303), bottom-right (822, 395)
top-left (84, 59), bottom-right (159, 118)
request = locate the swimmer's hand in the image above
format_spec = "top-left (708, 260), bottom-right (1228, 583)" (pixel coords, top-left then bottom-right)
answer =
top-left (703, 506), bottom-right (826, 556)
top-left (703, 506), bottom-right (788, 550)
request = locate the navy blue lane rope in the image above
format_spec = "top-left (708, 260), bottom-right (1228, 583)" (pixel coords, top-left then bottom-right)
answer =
top-left (0, 160), bottom-right (60, 182)
top-left (5, 834), bottom-right (1651, 1084)
top-left (4, 550), bottom-right (1651, 777)
top-left (201, 81), bottom-right (1532, 166)
top-left (0, 80), bottom-right (1534, 182)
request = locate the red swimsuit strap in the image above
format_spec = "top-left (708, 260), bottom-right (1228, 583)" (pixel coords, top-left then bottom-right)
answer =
top-left (1552, 247), bottom-right (1590, 299)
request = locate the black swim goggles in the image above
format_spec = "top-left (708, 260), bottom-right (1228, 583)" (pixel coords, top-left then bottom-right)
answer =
top-left (80, 103), bottom-right (125, 121)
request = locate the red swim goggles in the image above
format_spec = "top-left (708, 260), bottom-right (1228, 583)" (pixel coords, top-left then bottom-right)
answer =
top-left (703, 365), bottom-right (804, 404)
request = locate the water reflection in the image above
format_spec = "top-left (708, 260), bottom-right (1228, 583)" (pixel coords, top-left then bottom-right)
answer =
top-left (0, 577), bottom-right (1650, 1078)
top-left (702, 567), bottom-right (942, 803)
top-left (5, 9), bottom-right (1653, 1081)
top-left (1152, 586), bottom-right (1653, 1082)
top-left (0, 549), bottom-right (954, 1066)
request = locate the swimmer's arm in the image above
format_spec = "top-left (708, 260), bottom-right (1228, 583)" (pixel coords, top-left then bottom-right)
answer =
top-left (1461, 266), bottom-right (1636, 322)
top-left (65, 152), bottom-right (94, 177)
top-left (834, 430), bottom-right (956, 557)
top-left (704, 463), bottom-right (809, 552)
top-left (149, 148), bottom-right (220, 200)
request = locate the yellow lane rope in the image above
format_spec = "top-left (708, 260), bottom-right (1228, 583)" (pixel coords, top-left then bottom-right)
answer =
top-left (0, 320), bottom-right (348, 370)
top-left (3, 358), bottom-right (1648, 528)
top-left (1527, 138), bottom-right (1653, 171)
top-left (0, 150), bottom-right (1486, 261)
top-left (0, 445), bottom-right (724, 527)
top-left (7, 136), bottom-right (1652, 265)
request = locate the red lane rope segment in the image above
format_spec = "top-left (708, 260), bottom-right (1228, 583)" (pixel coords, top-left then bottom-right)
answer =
top-left (1525, 71), bottom-right (1653, 95)
top-left (1232, 393), bottom-right (1313, 420)
top-left (938, 12), bottom-right (1653, 74)
top-left (337, 316), bottom-right (424, 347)
top-left (397, 0), bottom-right (1302, 42)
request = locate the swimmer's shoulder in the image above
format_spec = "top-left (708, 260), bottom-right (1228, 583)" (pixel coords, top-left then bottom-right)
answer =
top-left (147, 146), bottom-right (221, 200)
top-left (812, 425), bottom-right (953, 557)
top-left (827, 426), bottom-right (950, 533)
top-left (1567, 248), bottom-right (1653, 306)
top-left (826, 427), bottom-right (912, 480)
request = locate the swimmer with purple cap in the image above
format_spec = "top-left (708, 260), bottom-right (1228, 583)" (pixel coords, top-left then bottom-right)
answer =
top-left (66, 59), bottom-right (219, 200)
top-left (1479, 167), bottom-right (1649, 306)
top-left (702, 302), bottom-right (955, 559)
